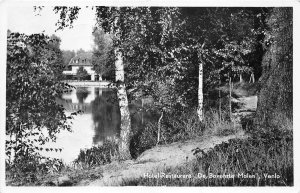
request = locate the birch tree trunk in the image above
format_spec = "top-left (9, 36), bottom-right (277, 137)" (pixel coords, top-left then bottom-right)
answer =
top-left (229, 76), bottom-right (232, 122)
top-left (157, 111), bottom-right (164, 145)
top-left (239, 73), bottom-right (243, 83)
top-left (115, 48), bottom-right (132, 160)
top-left (197, 60), bottom-right (204, 122)
top-left (219, 73), bottom-right (222, 121)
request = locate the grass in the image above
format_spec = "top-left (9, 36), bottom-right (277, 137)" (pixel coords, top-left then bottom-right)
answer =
top-left (6, 154), bottom-right (104, 186)
top-left (202, 109), bottom-right (237, 136)
top-left (5, 140), bottom-right (118, 186)
top-left (122, 126), bottom-right (293, 186)
top-left (130, 108), bottom-right (237, 159)
top-left (73, 140), bottom-right (119, 169)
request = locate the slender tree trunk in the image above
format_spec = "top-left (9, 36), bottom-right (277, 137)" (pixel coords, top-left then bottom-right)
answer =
top-left (239, 73), bottom-right (243, 83)
top-left (219, 73), bottom-right (222, 121)
top-left (249, 73), bottom-right (255, 83)
top-left (197, 58), bottom-right (204, 122)
top-left (157, 111), bottom-right (164, 145)
top-left (115, 48), bottom-right (132, 160)
top-left (229, 75), bottom-right (232, 122)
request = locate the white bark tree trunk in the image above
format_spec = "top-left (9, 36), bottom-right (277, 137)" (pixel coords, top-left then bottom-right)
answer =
top-left (157, 111), bottom-right (164, 145)
top-left (115, 48), bottom-right (132, 160)
top-left (229, 76), bottom-right (232, 122)
top-left (239, 73), bottom-right (243, 83)
top-left (197, 60), bottom-right (204, 122)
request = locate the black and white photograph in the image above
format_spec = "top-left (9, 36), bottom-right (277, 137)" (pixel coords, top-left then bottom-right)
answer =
top-left (0, 1), bottom-right (298, 191)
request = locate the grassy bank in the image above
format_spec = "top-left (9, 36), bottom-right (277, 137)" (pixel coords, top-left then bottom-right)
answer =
top-left (130, 108), bottom-right (237, 159)
top-left (5, 140), bottom-right (118, 186)
top-left (122, 127), bottom-right (293, 186)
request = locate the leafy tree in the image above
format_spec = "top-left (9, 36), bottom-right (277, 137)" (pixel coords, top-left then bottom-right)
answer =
top-left (76, 66), bottom-right (89, 80)
top-left (47, 34), bottom-right (65, 79)
top-left (76, 48), bottom-right (86, 55)
top-left (91, 28), bottom-right (114, 80)
top-left (167, 8), bottom-right (268, 118)
top-left (6, 32), bottom-right (73, 165)
top-left (62, 50), bottom-right (75, 67)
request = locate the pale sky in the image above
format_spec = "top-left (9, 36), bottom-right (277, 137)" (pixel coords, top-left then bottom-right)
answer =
top-left (7, 6), bottom-right (96, 51)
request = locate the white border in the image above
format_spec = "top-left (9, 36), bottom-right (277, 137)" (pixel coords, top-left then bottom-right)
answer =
top-left (0, 1), bottom-right (299, 193)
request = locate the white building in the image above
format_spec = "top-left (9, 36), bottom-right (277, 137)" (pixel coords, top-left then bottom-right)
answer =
top-left (63, 52), bottom-right (101, 81)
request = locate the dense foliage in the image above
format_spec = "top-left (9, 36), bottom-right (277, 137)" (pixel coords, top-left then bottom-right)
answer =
top-left (62, 50), bottom-right (75, 67)
top-left (75, 66), bottom-right (89, 80)
top-left (91, 28), bottom-right (115, 81)
top-left (6, 32), bottom-right (74, 182)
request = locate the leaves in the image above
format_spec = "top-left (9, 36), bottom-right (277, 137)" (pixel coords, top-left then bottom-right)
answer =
top-left (6, 32), bottom-right (73, 163)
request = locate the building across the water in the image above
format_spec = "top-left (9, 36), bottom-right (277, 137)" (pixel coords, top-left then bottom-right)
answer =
top-left (63, 52), bottom-right (101, 81)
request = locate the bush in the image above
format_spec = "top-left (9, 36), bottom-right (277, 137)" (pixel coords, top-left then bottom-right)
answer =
top-left (73, 140), bottom-right (119, 168)
top-left (130, 121), bottom-right (159, 159)
top-left (6, 152), bottom-right (64, 186)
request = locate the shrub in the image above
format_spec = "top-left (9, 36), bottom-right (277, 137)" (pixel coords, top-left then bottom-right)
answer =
top-left (6, 152), bottom-right (64, 186)
top-left (73, 140), bottom-right (119, 168)
top-left (130, 121), bottom-right (159, 159)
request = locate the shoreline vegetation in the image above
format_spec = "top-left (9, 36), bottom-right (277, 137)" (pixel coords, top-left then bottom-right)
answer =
top-left (5, 83), bottom-right (293, 186)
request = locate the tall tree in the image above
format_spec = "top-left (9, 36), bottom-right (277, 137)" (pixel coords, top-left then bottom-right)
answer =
top-left (6, 32), bottom-right (72, 163)
top-left (47, 34), bottom-right (65, 79)
top-left (95, 7), bottom-right (133, 159)
top-left (76, 66), bottom-right (89, 80)
top-left (255, 7), bottom-right (293, 128)
top-left (62, 50), bottom-right (75, 67)
top-left (91, 28), bottom-right (114, 80)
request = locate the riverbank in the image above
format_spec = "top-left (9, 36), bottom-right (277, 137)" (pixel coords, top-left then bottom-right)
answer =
top-left (6, 129), bottom-right (246, 186)
top-left (85, 130), bottom-right (247, 186)
top-left (5, 83), bottom-right (261, 186)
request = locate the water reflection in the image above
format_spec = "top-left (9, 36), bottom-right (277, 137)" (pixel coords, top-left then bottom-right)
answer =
top-left (91, 90), bottom-right (120, 145)
top-left (44, 86), bottom-right (153, 163)
top-left (60, 87), bottom-right (121, 145)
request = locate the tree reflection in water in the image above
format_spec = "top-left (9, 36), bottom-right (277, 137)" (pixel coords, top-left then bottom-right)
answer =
top-left (91, 88), bottom-right (155, 146)
top-left (91, 90), bottom-right (121, 144)
top-left (76, 87), bottom-right (90, 103)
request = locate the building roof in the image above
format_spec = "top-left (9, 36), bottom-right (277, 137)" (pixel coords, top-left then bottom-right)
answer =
top-left (69, 52), bottom-right (93, 66)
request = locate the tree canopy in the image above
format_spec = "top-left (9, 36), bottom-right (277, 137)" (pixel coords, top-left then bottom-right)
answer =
top-left (91, 28), bottom-right (114, 80)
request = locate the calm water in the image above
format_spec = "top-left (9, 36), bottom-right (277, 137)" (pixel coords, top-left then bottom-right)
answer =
top-left (41, 86), bottom-right (149, 164)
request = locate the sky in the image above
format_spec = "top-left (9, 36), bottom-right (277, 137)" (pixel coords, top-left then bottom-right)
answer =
top-left (7, 6), bottom-right (96, 51)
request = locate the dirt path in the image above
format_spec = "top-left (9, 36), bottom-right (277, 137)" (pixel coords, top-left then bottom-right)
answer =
top-left (79, 96), bottom-right (256, 186)
top-left (80, 130), bottom-right (246, 186)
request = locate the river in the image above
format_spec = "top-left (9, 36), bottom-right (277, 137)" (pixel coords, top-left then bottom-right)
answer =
top-left (40, 86), bottom-right (152, 164)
